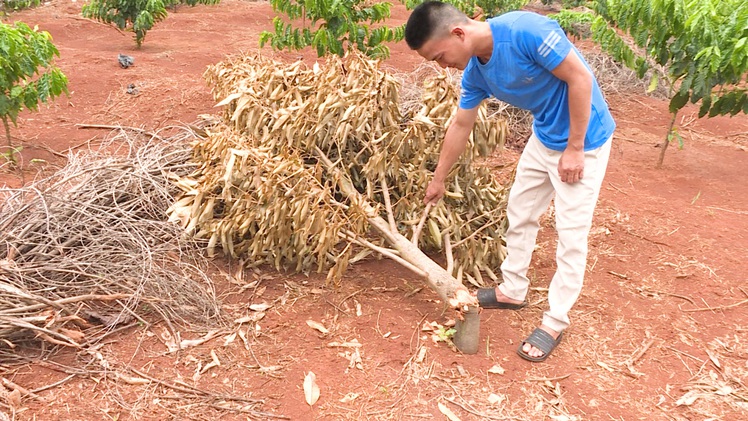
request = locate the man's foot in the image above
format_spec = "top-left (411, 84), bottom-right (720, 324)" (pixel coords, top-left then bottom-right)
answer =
top-left (476, 287), bottom-right (527, 310)
top-left (517, 325), bottom-right (563, 362)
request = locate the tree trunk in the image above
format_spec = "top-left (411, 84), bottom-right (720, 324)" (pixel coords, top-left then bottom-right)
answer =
top-left (2, 117), bottom-right (15, 165)
top-left (657, 111), bottom-right (678, 168)
top-left (316, 147), bottom-right (480, 353)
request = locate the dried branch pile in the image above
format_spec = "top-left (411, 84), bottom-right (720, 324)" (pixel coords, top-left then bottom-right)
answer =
top-left (169, 52), bottom-right (509, 288)
top-left (0, 131), bottom-right (222, 355)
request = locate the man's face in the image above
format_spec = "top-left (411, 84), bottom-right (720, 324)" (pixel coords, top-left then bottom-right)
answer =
top-left (416, 28), bottom-right (472, 70)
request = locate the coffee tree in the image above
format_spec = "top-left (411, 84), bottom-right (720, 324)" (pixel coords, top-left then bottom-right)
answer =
top-left (592, 0), bottom-right (748, 166)
top-left (0, 22), bottom-right (67, 162)
top-left (260, 0), bottom-right (403, 58)
top-left (82, 0), bottom-right (220, 47)
top-left (404, 0), bottom-right (528, 19)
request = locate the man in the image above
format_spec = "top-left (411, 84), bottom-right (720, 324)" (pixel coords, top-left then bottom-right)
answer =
top-left (405, 1), bottom-right (615, 362)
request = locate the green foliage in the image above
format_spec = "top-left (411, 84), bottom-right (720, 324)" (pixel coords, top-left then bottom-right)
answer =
top-left (82, 0), bottom-right (168, 47)
top-left (260, 0), bottom-right (403, 59)
top-left (82, 0), bottom-right (220, 47)
top-left (164, 0), bottom-right (220, 7)
top-left (548, 9), bottom-right (594, 38)
top-left (541, 0), bottom-right (589, 7)
top-left (404, 0), bottom-right (528, 18)
top-left (1, 0), bottom-right (41, 13)
top-left (0, 22), bottom-right (68, 154)
top-left (1, 146), bottom-right (23, 165)
top-left (593, 0), bottom-right (748, 119)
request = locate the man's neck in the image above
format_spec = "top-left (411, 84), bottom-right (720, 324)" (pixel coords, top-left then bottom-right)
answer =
top-left (472, 21), bottom-right (494, 63)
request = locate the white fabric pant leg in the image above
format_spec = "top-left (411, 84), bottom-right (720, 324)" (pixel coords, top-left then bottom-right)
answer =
top-left (498, 133), bottom-right (556, 301)
top-left (499, 133), bottom-right (612, 332)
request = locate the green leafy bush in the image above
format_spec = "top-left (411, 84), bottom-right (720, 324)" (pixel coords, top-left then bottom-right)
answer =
top-left (260, 0), bottom-right (403, 58)
top-left (1, 0), bottom-right (41, 13)
top-left (82, 0), bottom-right (220, 47)
top-left (592, 0), bottom-right (748, 165)
top-left (0, 22), bottom-right (68, 160)
top-left (404, 0), bottom-right (528, 18)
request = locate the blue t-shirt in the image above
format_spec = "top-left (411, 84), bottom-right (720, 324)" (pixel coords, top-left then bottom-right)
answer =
top-left (459, 11), bottom-right (615, 151)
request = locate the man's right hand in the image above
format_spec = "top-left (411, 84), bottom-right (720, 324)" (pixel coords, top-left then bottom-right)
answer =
top-left (424, 179), bottom-right (446, 205)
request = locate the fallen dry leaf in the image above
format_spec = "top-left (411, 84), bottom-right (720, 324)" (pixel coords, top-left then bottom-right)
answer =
top-left (340, 392), bottom-right (359, 403)
top-left (249, 303), bottom-right (271, 312)
top-left (303, 371), bottom-right (320, 405)
top-left (306, 320), bottom-right (329, 334)
top-left (437, 401), bottom-right (461, 421)
top-left (223, 332), bottom-right (237, 346)
top-left (234, 312), bottom-right (265, 325)
top-left (487, 393), bottom-right (505, 405)
top-left (116, 373), bottom-right (150, 385)
top-left (416, 346), bottom-right (427, 363)
top-left (676, 390), bottom-right (700, 406)
top-left (487, 364), bottom-right (505, 375)
top-left (327, 339), bottom-right (362, 348)
top-left (6, 388), bottom-right (22, 410)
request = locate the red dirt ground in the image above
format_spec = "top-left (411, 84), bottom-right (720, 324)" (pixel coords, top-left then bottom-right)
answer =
top-left (2, 1), bottom-right (748, 420)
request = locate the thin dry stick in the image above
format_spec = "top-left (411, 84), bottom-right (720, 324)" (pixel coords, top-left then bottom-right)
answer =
top-left (129, 367), bottom-right (261, 404)
top-left (30, 374), bottom-right (77, 394)
top-left (627, 338), bottom-right (655, 366)
top-left (442, 397), bottom-right (518, 421)
top-left (75, 123), bottom-right (162, 140)
top-left (706, 206), bottom-right (748, 215)
top-left (1, 377), bottom-right (45, 401)
top-left (380, 176), bottom-right (397, 234)
top-left (444, 233), bottom-right (454, 275)
top-left (452, 216), bottom-right (503, 248)
top-left (339, 231), bottom-right (427, 278)
top-left (411, 203), bottom-right (433, 244)
top-left (0, 294), bottom-right (132, 315)
top-left (525, 374), bottom-right (572, 382)
top-left (683, 299), bottom-right (748, 313)
top-left (640, 287), bottom-right (696, 305)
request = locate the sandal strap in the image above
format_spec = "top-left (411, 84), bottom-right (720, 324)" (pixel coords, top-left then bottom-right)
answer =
top-left (522, 328), bottom-right (559, 355)
top-left (476, 287), bottom-right (497, 303)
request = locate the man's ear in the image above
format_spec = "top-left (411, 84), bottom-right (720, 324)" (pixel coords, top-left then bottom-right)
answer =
top-left (451, 26), bottom-right (466, 40)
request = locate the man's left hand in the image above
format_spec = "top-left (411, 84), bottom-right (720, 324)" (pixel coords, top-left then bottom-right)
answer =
top-left (558, 149), bottom-right (585, 183)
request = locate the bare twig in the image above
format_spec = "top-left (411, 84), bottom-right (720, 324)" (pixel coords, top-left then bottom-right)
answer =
top-left (380, 176), bottom-right (397, 233)
top-left (444, 233), bottom-right (454, 275)
top-left (683, 299), bottom-right (748, 313)
top-left (411, 203), bottom-right (432, 244)
top-left (525, 374), bottom-right (572, 382)
top-left (75, 123), bottom-right (162, 140)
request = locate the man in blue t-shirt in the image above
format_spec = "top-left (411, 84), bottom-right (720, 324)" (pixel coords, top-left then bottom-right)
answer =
top-left (405, 1), bottom-right (615, 362)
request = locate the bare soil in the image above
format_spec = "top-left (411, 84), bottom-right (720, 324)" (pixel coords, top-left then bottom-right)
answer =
top-left (2, 1), bottom-right (748, 420)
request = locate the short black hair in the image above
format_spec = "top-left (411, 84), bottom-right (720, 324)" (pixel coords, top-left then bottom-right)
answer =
top-left (405, 1), bottom-right (469, 50)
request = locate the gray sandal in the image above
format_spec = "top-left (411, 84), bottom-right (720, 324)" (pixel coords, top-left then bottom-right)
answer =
top-left (476, 287), bottom-right (527, 310)
top-left (517, 328), bottom-right (563, 362)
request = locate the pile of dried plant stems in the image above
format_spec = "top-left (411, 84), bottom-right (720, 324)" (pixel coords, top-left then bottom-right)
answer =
top-left (170, 52), bottom-right (510, 298)
top-left (0, 130), bottom-right (223, 357)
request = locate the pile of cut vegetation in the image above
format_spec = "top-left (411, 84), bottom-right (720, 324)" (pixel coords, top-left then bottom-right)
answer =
top-left (169, 52), bottom-right (510, 286)
top-left (0, 131), bottom-right (222, 357)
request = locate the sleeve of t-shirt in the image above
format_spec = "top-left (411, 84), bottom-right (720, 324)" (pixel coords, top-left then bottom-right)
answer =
top-left (458, 63), bottom-right (488, 110)
top-left (513, 13), bottom-right (572, 72)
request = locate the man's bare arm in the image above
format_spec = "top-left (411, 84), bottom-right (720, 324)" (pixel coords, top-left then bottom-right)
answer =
top-left (424, 106), bottom-right (480, 204)
top-left (551, 50), bottom-right (593, 183)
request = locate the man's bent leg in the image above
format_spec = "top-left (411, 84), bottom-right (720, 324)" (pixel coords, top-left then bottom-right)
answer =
top-left (542, 137), bottom-right (612, 332)
top-left (499, 133), bottom-right (556, 301)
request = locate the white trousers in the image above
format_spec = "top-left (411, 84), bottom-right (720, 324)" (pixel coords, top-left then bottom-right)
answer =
top-left (498, 132), bottom-right (612, 332)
